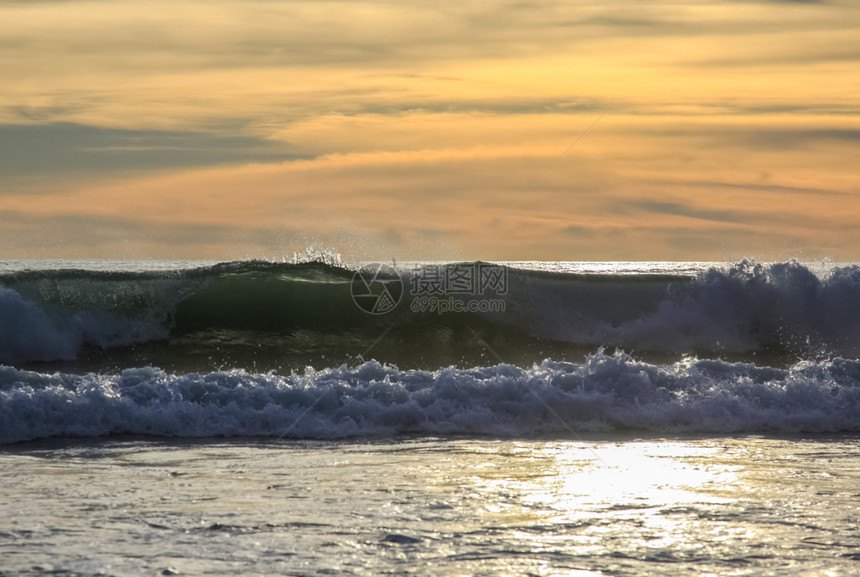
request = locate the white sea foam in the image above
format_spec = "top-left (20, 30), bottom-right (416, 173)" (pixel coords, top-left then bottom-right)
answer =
top-left (512, 259), bottom-right (860, 356)
top-left (0, 288), bottom-right (78, 362)
top-left (2, 352), bottom-right (859, 443)
top-left (0, 286), bottom-right (172, 363)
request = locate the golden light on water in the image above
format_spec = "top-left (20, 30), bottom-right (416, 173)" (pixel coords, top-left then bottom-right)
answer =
top-left (461, 439), bottom-right (750, 567)
top-left (481, 441), bottom-right (737, 506)
top-left (3, 437), bottom-right (858, 574)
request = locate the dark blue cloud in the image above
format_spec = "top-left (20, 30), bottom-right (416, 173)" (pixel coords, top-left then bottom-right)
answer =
top-left (627, 200), bottom-right (753, 224)
top-left (0, 122), bottom-right (298, 182)
top-left (742, 128), bottom-right (860, 149)
top-left (644, 178), bottom-right (852, 198)
top-left (0, 209), bottom-right (306, 251)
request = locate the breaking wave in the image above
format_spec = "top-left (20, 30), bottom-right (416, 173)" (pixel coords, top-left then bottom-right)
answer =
top-left (2, 351), bottom-right (859, 443)
top-left (1, 259), bottom-right (859, 366)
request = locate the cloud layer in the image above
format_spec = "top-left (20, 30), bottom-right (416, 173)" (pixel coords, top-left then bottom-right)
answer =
top-left (1, 0), bottom-right (858, 260)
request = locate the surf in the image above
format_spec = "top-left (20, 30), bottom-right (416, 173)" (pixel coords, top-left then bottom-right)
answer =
top-left (2, 351), bottom-right (860, 444)
top-left (1, 259), bottom-right (859, 370)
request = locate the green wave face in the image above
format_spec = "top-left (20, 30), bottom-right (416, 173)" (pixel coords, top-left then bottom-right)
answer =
top-left (2, 260), bottom-right (860, 373)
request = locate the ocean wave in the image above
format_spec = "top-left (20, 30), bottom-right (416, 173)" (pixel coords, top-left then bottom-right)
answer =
top-left (2, 351), bottom-right (859, 443)
top-left (513, 259), bottom-right (860, 357)
top-left (1, 259), bottom-right (860, 366)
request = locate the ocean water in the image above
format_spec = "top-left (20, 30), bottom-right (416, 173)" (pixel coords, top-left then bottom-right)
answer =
top-left (1, 258), bottom-right (859, 576)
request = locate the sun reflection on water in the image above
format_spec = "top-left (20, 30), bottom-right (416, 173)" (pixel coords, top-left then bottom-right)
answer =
top-left (463, 440), bottom-right (744, 564)
top-left (4, 437), bottom-right (855, 575)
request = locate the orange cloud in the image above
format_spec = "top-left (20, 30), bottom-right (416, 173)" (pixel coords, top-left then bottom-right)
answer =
top-left (1, 1), bottom-right (858, 260)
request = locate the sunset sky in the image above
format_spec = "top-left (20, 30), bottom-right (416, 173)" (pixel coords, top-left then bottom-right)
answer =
top-left (1, 0), bottom-right (858, 261)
